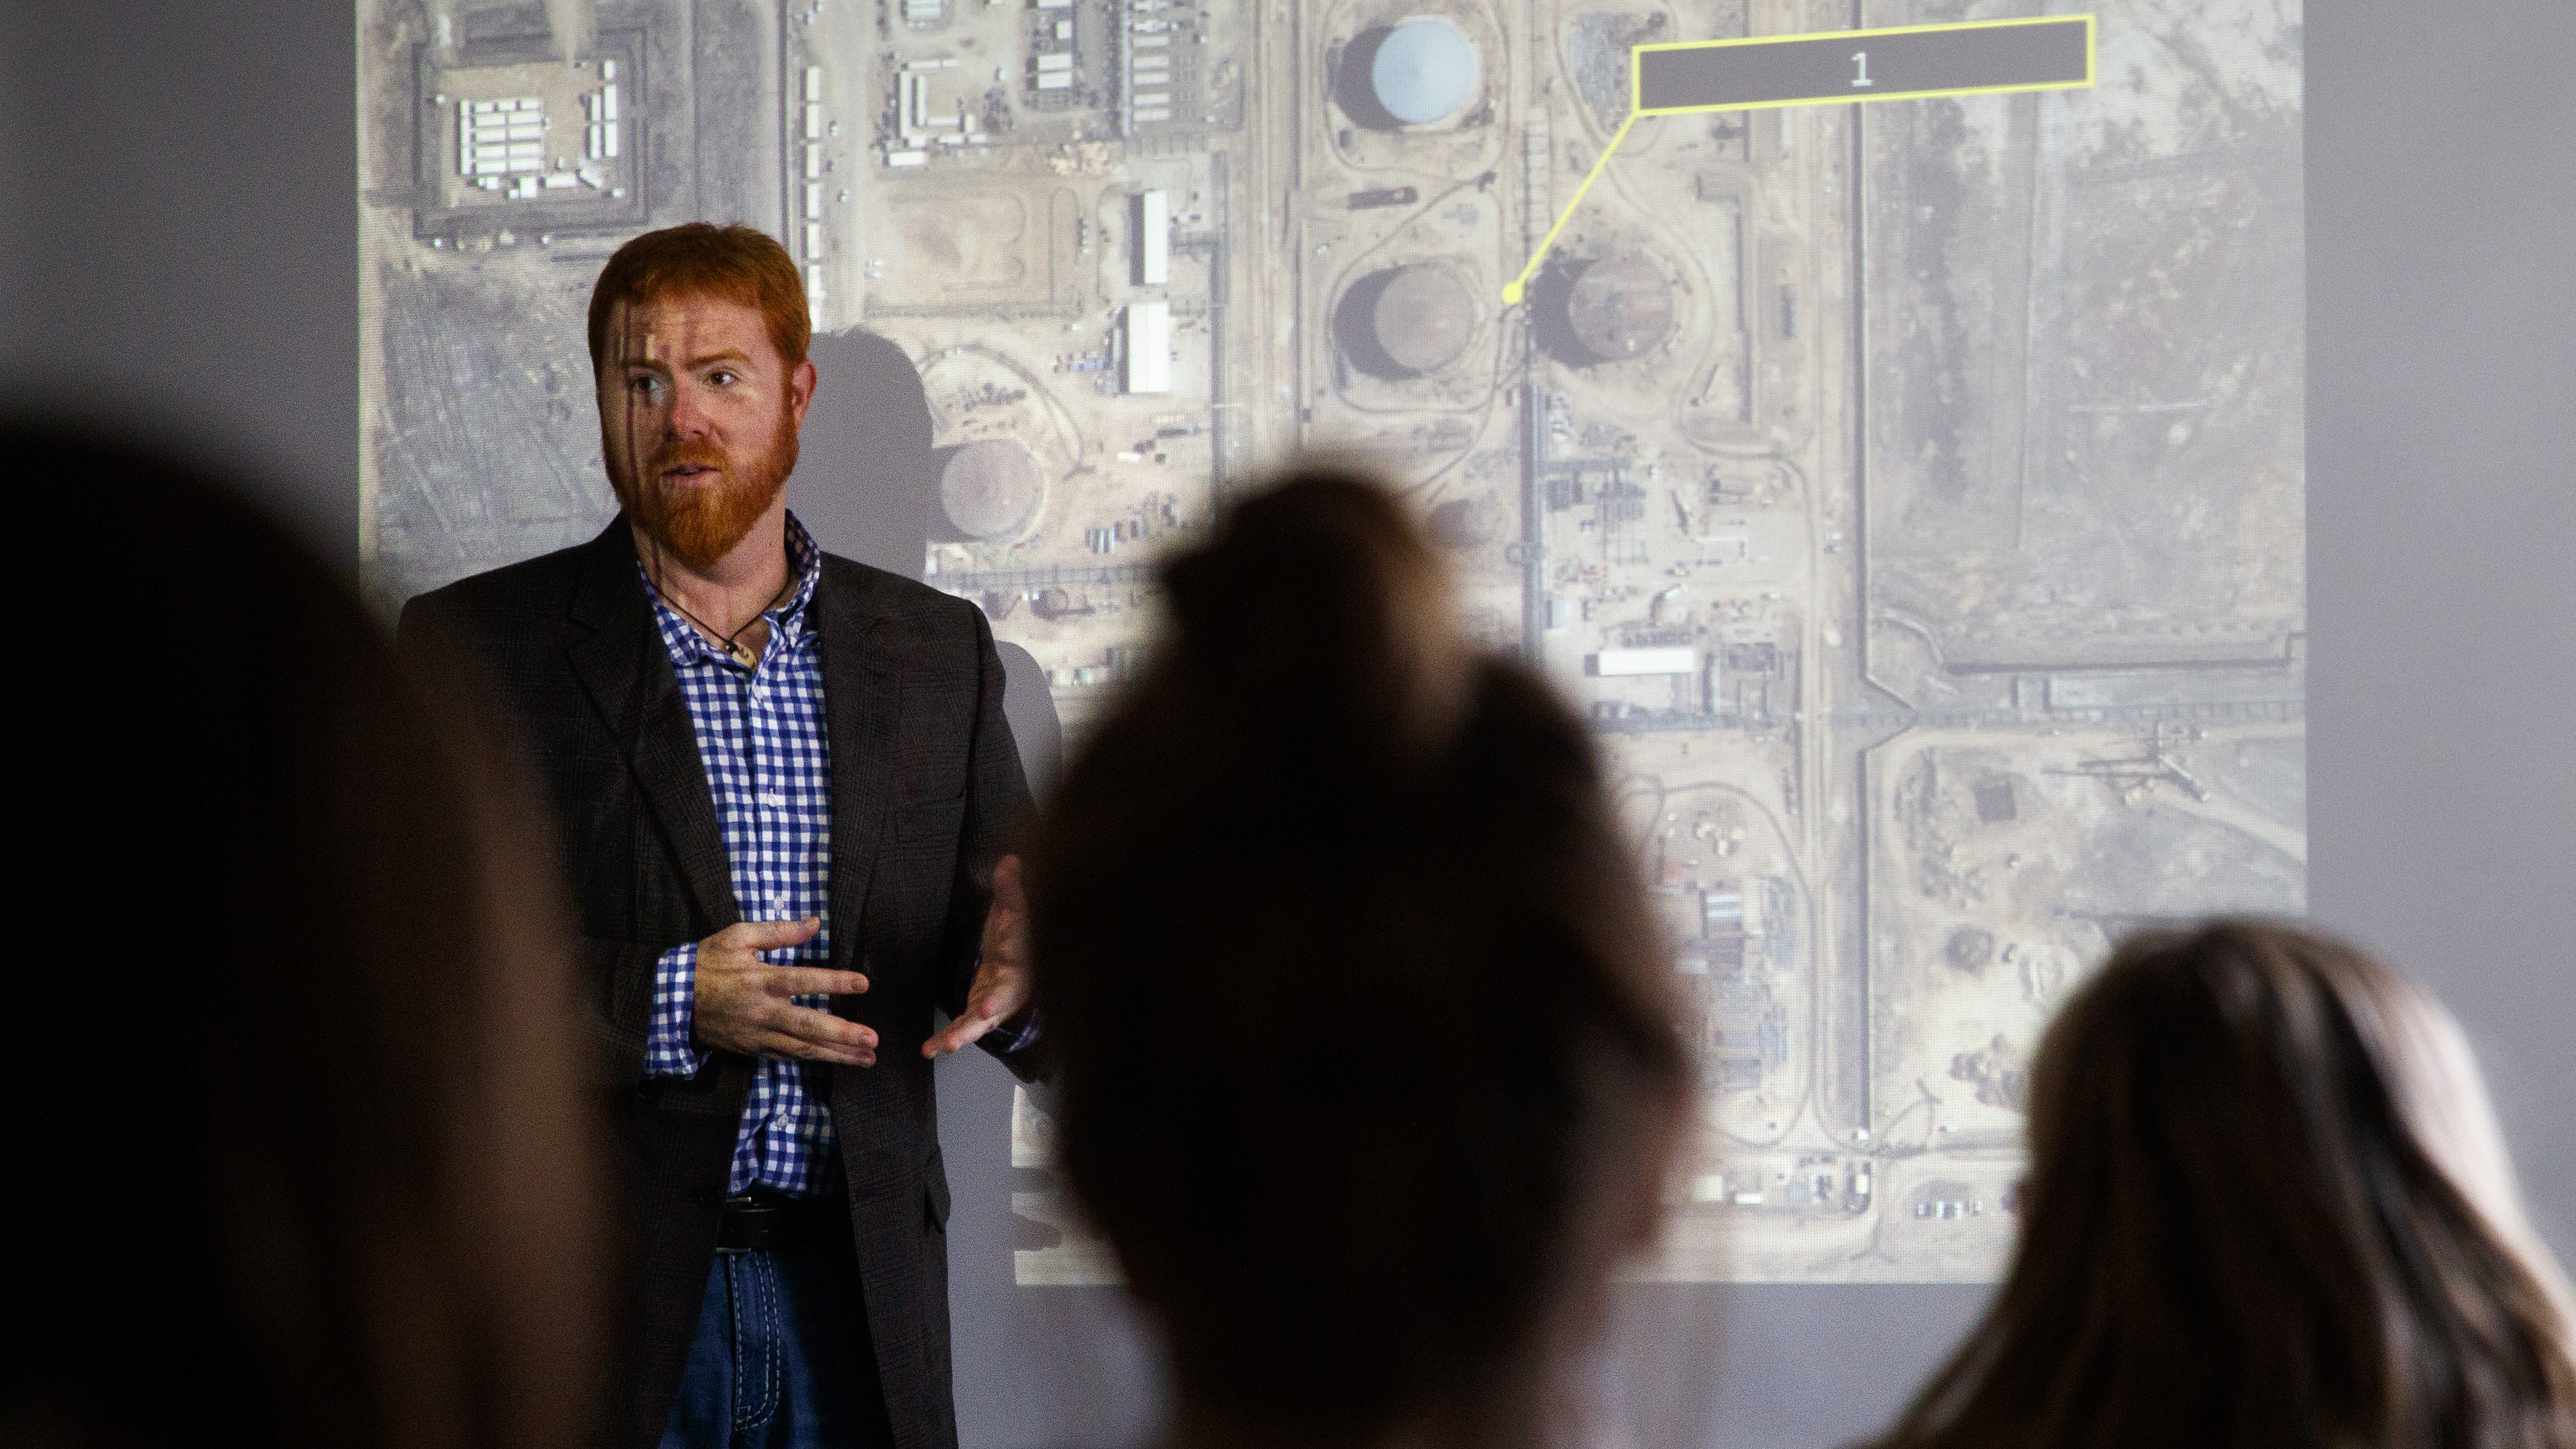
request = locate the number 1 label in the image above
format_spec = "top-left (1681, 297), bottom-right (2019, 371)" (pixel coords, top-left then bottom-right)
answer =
top-left (1852, 50), bottom-right (1874, 87)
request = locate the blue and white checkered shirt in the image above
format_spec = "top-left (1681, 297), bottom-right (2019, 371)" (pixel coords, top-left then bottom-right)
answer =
top-left (642, 513), bottom-right (840, 1198)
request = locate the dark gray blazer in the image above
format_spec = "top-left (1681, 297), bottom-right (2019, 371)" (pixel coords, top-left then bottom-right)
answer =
top-left (399, 518), bottom-right (1037, 1449)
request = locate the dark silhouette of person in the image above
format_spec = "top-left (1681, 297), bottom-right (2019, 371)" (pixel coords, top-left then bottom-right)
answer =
top-left (5, 423), bottom-right (609, 1449)
top-left (1025, 468), bottom-right (1695, 1449)
top-left (1866, 919), bottom-right (2576, 1449)
top-left (790, 328), bottom-right (1062, 798)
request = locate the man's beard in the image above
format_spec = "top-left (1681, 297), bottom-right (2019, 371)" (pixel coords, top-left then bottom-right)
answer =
top-left (611, 405), bottom-right (800, 572)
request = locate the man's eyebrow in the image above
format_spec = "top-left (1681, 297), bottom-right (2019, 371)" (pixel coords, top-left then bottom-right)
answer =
top-left (614, 347), bottom-right (750, 372)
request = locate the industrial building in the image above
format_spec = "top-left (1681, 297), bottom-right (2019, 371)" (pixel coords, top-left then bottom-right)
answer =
top-left (1123, 301), bottom-right (1172, 394)
top-left (1132, 189), bottom-right (1170, 286)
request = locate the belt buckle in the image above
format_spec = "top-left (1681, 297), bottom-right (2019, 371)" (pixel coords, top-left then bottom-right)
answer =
top-left (714, 1190), bottom-right (838, 1255)
top-left (715, 1195), bottom-right (780, 1256)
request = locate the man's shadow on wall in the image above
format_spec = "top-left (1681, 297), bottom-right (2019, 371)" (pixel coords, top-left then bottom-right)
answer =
top-left (792, 333), bottom-right (1145, 1446)
top-left (790, 329), bottom-right (1063, 798)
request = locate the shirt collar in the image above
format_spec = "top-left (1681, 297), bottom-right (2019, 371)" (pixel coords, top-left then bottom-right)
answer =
top-left (640, 511), bottom-right (825, 669)
top-left (776, 511), bottom-right (824, 628)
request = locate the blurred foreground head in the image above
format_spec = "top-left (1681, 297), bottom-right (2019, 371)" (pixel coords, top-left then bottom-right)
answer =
top-left (4, 426), bottom-right (605, 1448)
top-left (1031, 468), bottom-right (1691, 1449)
top-left (1879, 919), bottom-right (2576, 1449)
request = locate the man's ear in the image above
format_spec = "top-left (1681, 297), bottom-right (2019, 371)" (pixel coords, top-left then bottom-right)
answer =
top-left (789, 357), bottom-right (819, 427)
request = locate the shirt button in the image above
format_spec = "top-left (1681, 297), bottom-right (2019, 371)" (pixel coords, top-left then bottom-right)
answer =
top-left (759, 792), bottom-right (787, 809)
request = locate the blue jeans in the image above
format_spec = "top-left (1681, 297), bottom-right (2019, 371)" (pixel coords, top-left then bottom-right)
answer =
top-left (658, 1231), bottom-right (892, 1449)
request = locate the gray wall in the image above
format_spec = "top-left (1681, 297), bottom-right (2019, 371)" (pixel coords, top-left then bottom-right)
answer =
top-left (7, 3), bottom-right (2571, 1446)
top-left (2307, 0), bottom-right (2576, 1261)
top-left (0, 2), bottom-right (359, 552)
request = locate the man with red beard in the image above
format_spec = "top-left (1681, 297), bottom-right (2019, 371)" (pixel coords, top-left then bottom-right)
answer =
top-left (400, 223), bottom-right (1039, 1449)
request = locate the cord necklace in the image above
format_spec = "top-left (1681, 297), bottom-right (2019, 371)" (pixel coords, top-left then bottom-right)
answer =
top-left (647, 546), bottom-right (797, 667)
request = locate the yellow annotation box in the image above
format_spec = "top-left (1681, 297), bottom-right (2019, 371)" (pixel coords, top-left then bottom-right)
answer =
top-left (1631, 14), bottom-right (2095, 117)
top-left (1502, 15), bottom-right (2096, 303)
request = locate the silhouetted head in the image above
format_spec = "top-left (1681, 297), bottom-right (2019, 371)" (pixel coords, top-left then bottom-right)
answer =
top-left (6, 425), bottom-right (605, 1448)
top-left (1877, 919), bottom-right (2576, 1449)
top-left (1030, 467), bottom-right (1690, 1449)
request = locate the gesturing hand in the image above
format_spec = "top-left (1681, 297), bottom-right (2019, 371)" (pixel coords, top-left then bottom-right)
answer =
top-left (924, 854), bottom-right (1031, 1059)
top-left (692, 917), bottom-right (877, 1067)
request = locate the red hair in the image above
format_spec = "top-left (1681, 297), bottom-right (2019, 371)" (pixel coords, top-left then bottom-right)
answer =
top-left (586, 222), bottom-right (810, 376)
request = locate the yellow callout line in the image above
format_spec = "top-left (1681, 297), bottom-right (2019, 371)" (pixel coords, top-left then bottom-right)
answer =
top-left (1502, 109), bottom-right (1637, 306)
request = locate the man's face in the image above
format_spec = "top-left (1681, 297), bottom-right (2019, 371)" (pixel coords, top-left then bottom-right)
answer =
top-left (597, 290), bottom-right (816, 572)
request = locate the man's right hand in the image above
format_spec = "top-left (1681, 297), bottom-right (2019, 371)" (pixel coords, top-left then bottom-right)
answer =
top-left (692, 918), bottom-right (877, 1067)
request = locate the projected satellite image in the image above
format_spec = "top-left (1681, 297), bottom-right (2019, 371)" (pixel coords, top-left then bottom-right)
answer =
top-left (357, 0), bottom-right (2305, 1282)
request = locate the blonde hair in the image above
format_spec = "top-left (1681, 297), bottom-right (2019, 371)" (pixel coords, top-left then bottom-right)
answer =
top-left (2361, 972), bottom-right (2576, 1335)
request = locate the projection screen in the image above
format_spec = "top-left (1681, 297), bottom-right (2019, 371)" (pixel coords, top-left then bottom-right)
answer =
top-left (357, 0), bottom-right (2305, 1287)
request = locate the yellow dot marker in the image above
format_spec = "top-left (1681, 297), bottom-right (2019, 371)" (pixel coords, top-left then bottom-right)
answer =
top-left (1503, 110), bottom-right (1637, 307)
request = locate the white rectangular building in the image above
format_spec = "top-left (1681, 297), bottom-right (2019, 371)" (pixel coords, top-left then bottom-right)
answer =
top-left (1123, 302), bottom-right (1171, 395)
top-left (1132, 189), bottom-right (1169, 286)
top-left (1589, 647), bottom-right (1699, 677)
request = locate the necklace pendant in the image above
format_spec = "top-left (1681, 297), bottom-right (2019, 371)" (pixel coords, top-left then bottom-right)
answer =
top-left (730, 639), bottom-right (757, 665)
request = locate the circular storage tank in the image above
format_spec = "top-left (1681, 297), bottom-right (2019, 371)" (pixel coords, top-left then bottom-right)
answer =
top-left (1564, 256), bottom-right (1675, 363)
top-left (1370, 17), bottom-right (1481, 126)
top-left (939, 438), bottom-right (1043, 540)
top-left (1371, 263), bottom-right (1477, 375)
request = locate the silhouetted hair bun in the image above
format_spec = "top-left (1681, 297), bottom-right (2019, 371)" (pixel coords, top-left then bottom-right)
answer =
top-left (1156, 468), bottom-right (1469, 765)
top-left (1030, 465), bottom-right (1688, 1449)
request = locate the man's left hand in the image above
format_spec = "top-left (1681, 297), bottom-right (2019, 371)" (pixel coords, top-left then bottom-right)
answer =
top-left (925, 854), bottom-right (1032, 1058)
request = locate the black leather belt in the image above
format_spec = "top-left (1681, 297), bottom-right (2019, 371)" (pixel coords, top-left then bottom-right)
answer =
top-left (715, 1191), bottom-right (841, 1255)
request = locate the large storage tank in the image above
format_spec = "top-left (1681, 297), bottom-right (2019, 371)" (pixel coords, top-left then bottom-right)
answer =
top-left (939, 438), bottom-right (1044, 540)
top-left (1563, 255), bottom-right (1675, 364)
top-left (1336, 261), bottom-right (1478, 379)
top-left (1369, 17), bottom-right (1480, 126)
top-left (1372, 263), bottom-right (1477, 374)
